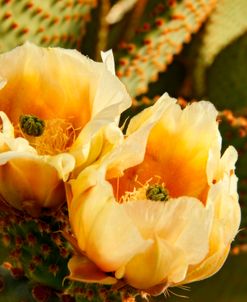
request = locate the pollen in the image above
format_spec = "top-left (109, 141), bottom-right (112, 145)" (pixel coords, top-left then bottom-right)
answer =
top-left (119, 183), bottom-right (147, 203)
top-left (17, 118), bottom-right (81, 155)
top-left (119, 176), bottom-right (169, 203)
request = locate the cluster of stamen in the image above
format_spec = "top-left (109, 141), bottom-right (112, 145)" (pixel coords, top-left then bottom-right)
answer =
top-left (146, 184), bottom-right (169, 201)
top-left (17, 115), bottom-right (80, 155)
top-left (119, 176), bottom-right (169, 203)
top-left (19, 115), bottom-right (45, 137)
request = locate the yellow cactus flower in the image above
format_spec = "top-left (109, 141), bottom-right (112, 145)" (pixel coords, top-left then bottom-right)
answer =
top-left (0, 42), bottom-right (131, 215)
top-left (66, 93), bottom-right (240, 294)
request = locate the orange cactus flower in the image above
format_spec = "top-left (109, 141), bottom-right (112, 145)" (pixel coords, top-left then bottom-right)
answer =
top-left (66, 93), bottom-right (240, 294)
top-left (0, 42), bottom-right (131, 215)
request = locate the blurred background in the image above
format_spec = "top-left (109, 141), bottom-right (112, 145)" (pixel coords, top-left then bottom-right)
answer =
top-left (0, 0), bottom-right (247, 301)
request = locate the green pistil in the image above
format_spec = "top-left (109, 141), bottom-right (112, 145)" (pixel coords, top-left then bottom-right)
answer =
top-left (19, 115), bottom-right (45, 137)
top-left (146, 184), bottom-right (169, 202)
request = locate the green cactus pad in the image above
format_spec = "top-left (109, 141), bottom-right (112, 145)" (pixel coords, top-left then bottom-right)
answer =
top-left (0, 0), bottom-right (96, 52)
top-left (115, 0), bottom-right (216, 97)
top-left (0, 209), bottom-right (138, 301)
top-left (207, 33), bottom-right (247, 112)
top-left (191, 0), bottom-right (247, 96)
top-left (0, 210), bottom-right (72, 290)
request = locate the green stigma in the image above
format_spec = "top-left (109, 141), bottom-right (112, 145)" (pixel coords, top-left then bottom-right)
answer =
top-left (146, 184), bottom-right (169, 202)
top-left (19, 115), bottom-right (45, 137)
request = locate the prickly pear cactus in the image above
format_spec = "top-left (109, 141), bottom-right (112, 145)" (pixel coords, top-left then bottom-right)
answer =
top-left (0, 0), bottom-right (96, 52)
top-left (114, 0), bottom-right (217, 97)
top-left (0, 207), bottom-right (131, 301)
top-left (0, 209), bottom-right (71, 290)
top-left (1, 0), bottom-right (247, 301)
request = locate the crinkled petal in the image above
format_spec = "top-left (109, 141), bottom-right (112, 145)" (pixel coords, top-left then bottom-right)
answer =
top-left (43, 153), bottom-right (75, 181)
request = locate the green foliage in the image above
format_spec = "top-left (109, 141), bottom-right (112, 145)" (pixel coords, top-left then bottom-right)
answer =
top-left (0, 210), bottom-right (71, 290)
top-left (0, 210), bottom-right (126, 301)
top-left (190, 0), bottom-right (247, 96)
top-left (0, 266), bottom-right (35, 302)
top-left (66, 282), bottom-right (122, 302)
top-left (0, 265), bottom-right (66, 301)
top-left (207, 33), bottom-right (247, 112)
top-left (1, 0), bottom-right (247, 301)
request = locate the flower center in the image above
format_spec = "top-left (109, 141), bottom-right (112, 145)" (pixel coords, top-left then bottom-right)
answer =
top-left (112, 175), bottom-right (169, 203)
top-left (19, 115), bottom-right (45, 137)
top-left (146, 184), bottom-right (169, 202)
top-left (18, 115), bottom-right (80, 155)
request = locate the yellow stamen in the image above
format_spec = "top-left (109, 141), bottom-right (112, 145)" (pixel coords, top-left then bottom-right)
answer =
top-left (119, 175), bottom-right (168, 203)
top-left (16, 118), bottom-right (81, 155)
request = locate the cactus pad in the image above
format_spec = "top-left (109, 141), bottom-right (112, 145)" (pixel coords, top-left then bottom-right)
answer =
top-left (115, 0), bottom-right (216, 97)
top-left (0, 0), bottom-right (97, 52)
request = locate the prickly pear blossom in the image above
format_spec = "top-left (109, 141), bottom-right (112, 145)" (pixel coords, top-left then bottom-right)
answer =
top-left (0, 42), bottom-right (131, 215)
top-left (67, 93), bottom-right (240, 294)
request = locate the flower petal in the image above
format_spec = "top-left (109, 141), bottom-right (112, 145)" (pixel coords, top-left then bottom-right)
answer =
top-left (68, 168), bottom-right (152, 273)
top-left (182, 173), bottom-right (240, 284)
top-left (117, 100), bottom-right (221, 202)
top-left (124, 236), bottom-right (187, 289)
top-left (68, 254), bottom-right (117, 284)
top-left (0, 154), bottom-right (65, 215)
top-left (123, 197), bottom-right (212, 265)
top-left (182, 245), bottom-right (230, 284)
top-left (0, 42), bottom-right (131, 171)
top-left (0, 111), bottom-right (15, 138)
top-left (207, 145), bottom-right (238, 184)
top-left (0, 42), bottom-right (90, 128)
top-left (43, 153), bottom-right (75, 181)
top-left (66, 94), bottom-right (240, 292)
top-left (101, 50), bottom-right (115, 75)
top-left (0, 77), bottom-right (7, 90)
top-left (104, 93), bottom-right (176, 179)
